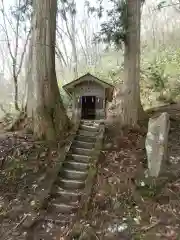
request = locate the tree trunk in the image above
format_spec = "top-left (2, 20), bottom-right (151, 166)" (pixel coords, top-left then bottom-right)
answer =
top-left (136, 0), bottom-right (147, 120)
top-left (26, 0), bottom-right (70, 141)
top-left (135, 0), bottom-right (141, 107)
top-left (13, 74), bottom-right (20, 111)
top-left (71, 1), bottom-right (78, 79)
top-left (72, 39), bottom-right (78, 79)
top-left (120, 0), bottom-right (145, 126)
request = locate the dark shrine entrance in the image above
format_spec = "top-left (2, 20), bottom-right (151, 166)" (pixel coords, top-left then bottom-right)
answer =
top-left (81, 96), bottom-right (96, 119)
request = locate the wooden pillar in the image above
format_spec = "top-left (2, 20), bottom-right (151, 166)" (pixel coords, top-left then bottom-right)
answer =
top-left (72, 94), bottom-right (81, 124)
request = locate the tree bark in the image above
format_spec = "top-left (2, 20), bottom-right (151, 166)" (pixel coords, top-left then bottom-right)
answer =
top-left (60, 0), bottom-right (78, 79)
top-left (69, 0), bottom-right (78, 79)
top-left (136, 0), bottom-right (147, 120)
top-left (13, 73), bottom-right (20, 111)
top-left (120, 0), bottom-right (145, 126)
top-left (26, 0), bottom-right (70, 141)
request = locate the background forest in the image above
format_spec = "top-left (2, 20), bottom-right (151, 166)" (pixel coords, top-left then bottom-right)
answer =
top-left (1, 1), bottom-right (180, 239)
top-left (0, 0), bottom-right (180, 117)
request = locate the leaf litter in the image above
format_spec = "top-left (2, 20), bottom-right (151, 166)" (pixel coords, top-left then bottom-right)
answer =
top-left (0, 130), bottom-right (60, 239)
top-left (68, 118), bottom-right (180, 240)
top-left (1, 106), bottom-right (180, 239)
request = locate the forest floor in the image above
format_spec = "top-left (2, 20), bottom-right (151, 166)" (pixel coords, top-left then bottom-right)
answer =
top-left (68, 119), bottom-right (180, 240)
top-left (0, 104), bottom-right (180, 239)
top-left (0, 128), bottom-right (67, 240)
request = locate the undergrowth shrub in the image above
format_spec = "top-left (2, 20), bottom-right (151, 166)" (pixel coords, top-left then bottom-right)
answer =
top-left (146, 62), bottom-right (168, 92)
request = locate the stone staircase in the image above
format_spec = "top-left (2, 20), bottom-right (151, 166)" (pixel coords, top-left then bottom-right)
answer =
top-left (47, 120), bottom-right (102, 221)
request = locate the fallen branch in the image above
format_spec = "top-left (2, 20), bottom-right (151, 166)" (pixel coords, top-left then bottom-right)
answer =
top-left (141, 220), bottom-right (161, 232)
top-left (1, 214), bottom-right (28, 240)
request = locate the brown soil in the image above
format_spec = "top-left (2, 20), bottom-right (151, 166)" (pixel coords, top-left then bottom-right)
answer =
top-left (0, 130), bottom-right (61, 240)
top-left (1, 104), bottom-right (180, 239)
top-left (69, 120), bottom-right (180, 240)
top-left (67, 104), bottom-right (180, 240)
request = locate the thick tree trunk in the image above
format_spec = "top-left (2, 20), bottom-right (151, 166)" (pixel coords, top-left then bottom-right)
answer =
top-left (121, 44), bottom-right (138, 125)
top-left (120, 0), bottom-right (145, 126)
top-left (26, 0), bottom-right (70, 140)
top-left (136, 0), bottom-right (146, 120)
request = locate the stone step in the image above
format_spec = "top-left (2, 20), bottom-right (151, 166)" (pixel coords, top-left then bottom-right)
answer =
top-left (78, 130), bottom-right (98, 137)
top-left (63, 161), bottom-right (89, 171)
top-left (73, 140), bottom-right (94, 149)
top-left (58, 178), bottom-right (85, 190)
top-left (61, 169), bottom-right (88, 181)
top-left (79, 124), bottom-right (99, 132)
top-left (80, 120), bottom-right (100, 127)
top-left (67, 154), bottom-right (91, 163)
top-left (70, 147), bottom-right (93, 156)
top-left (75, 135), bottom-right (96, 143)
top-left (44, 211), bottom-right (72, 224)
top-left (51, 202), bottom-right (78, 214)
top-left (52, 187), bottom-right (81, 202)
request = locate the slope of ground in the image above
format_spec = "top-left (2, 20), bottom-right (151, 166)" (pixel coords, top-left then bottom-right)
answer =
top-left (1, 104), bottom-right (180, 239)
top-left (0, 130), bottom-right (69, 240)
top-left (67, 105), bottom-right (180, 240)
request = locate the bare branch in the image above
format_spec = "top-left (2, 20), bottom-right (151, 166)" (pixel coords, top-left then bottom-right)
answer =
top-left (2, 10), bottom-right (16, 34)
top-left (56, 27), bottom-right (71, 67)
top-left (16, 29), bottom-right (31, 77)
top-left (56, 25), bottom-right (69, 39)
top-left (1, 0), bottom-right (15, 63)
top-left (77, 33), bottom-right (88, 64)
top-left (14, 0), bottom-right (22, 73)
top-left (0, 0), bottom-right (31, 111)
top-left (55, 45), bottom-right (67, 67)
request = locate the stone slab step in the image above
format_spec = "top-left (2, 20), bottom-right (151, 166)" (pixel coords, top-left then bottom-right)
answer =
top-left (78, 130), bottom-right (98, 137)
top-left (51, 202), bottom-right (78, 214)
top-left (75, 135), bottom-right (96, 143)
top-left (70, 147), bottom-right (93, 156)
top-left (44, 212), bottom-right (73, 224)
top-left (52, 188), bottom-right (81, 202)
top-left (58, 178), bottom-right (85, 190)
top-left (67, 153), bottom-right (91, 163)
top-left (73, 140), bottom-right (94, 149)
top-left (80, 124), bottom-right (99, 132)
top-left (80, 120), bottom-right (100, 127)
top-left (63, 161), bottom-right (89, 171)
top-left (61, 169), bottom-right (88, 181)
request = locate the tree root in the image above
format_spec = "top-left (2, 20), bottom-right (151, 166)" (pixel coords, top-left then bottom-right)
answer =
top-left (140, 220), bottom-right (161, 232)
top-left (1, 111), bottom-right (32, 133)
